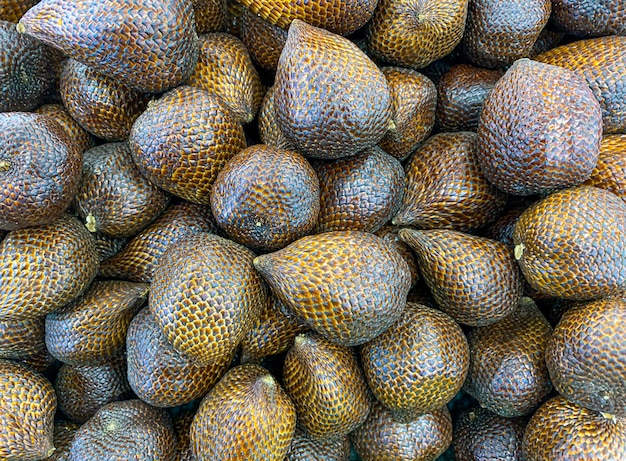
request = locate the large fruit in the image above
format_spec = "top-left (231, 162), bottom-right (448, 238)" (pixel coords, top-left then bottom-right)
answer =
top-left (584, 134), bottom-right (626, 201)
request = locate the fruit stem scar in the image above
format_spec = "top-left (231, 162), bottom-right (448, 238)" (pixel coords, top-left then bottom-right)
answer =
top-left (0, 160), bottom-right (10, 172)
top-left (601, 412), bottom-right (617, 421)
top-left (15, 22), bottom-right (25, 33)
top-left (388, 119), bottom-right (396, 131)
top-left (514, 243), bottom-right (525, 260)
top-left (85, 213), bottom-right (97, 232)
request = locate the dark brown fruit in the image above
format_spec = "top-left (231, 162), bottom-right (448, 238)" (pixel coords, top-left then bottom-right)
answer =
top-left (192, 0), bottom-right (226, 34)
top-left (393, 132), bottom-right (507, 231)
top-left (453, 407), bottom-right (525, 461)
top-left (34, 103), bottom-right (94, 154)
top-left (67, 399), bottom-right (176, 461)
top-left (130, 85), bottom-right (246, 205)
top-left (253, 231), bottom-right (412, 346)
top-left (55, 356), bottom-right (133, 423)
top-left (45, 280), bottom-right (148, 365)
top-left (49, 421), bottom-right (81, 461)
top-left (379, 67), bottom-right (436, 161)
top-left (351, 401), bottom-right (452, 461)
top-left (464, 298), bottom-right (553, 417)
top-left (0, 0), bottom-right (38, 22)
top-left (239, 7), bottom-right (287, 71)
top-left (92, 233), bottom-right (126, 262)
top-left (0, 316), bottom-right (54, 372)
top-left (275, 20), bottom-right (392, 160)
top-left (483, 204), bottom-right (528, 248)
top-left (0, 112), bottom-right (82, 230)
top-left (190, 364), bottom-right (296, 461)
top-left (0, 359), bottom-right (56, 460)
top-left (172, 410), bottom-right (195, 461)
top-left (528, 27), bottom-right (566, 57)
top-left (436, 64), bottom-right (504, 132)
top-left (18, 0), bottom-right (198, 93)
top-left (546, 296), bottom-right (626, 417)
top-left (315, 146), bottom-right (405, 233)
top-left (283, 332), bottom-right (370, 440)
top-left (257, 85), bottom-right (295, 150)
top-left (59, 59), bottom-right (151, 141)
top-left (127, 307), bottom-right (232, 407)
top-left (400, 228), bottom-right (522, 326)
top-left (374, 225), bottom-right (420, 287)
top-left (150, 232), bottom-right (268, 366)
top-left (75, 142), bottom-right (170, 238)
top-left (286, 426), bottom-right (350, 461)
top-left (462, 0), bottom-right (551, 68)
top-left (534, 36), bottom-right (626, 134)
top-left (477, 58), bottom-right (602, 196)
top-left (551, 0), bottom-right (625, 37)
top-left (367, 0), bottom-right (468, 69)
top-left (584, 135), bottom-right (626, 201)
top-left (513, 186), bottom-right (626, 300)
top-left (211, 144), bottom-right (320, 252)
top-left (0, 213), bottom-right (99, 320)
top-left (0, 20), bottom-right (54, 111)
top-left (522, 396), bottom-right (626, 461)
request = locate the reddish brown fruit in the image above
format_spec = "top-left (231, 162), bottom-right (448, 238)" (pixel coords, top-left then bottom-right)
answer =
top-left (239, 7), bottom-right (287, 71)
top-left (584, 134), bottom-right (626, 201)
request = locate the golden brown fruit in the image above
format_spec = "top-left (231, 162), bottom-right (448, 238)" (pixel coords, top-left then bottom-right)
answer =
top-left (283, 332), bottom-right (370, 440)
top-left (400, 228), bottom-right (522, 326)
top-left (462, 0), bottom-right (551, 68)
top-left (374, 225), bottom-right (420, 287)
top-left (534, 36), bottom-right (626, 134)
top-left (0, 213), bottom-right (99, 320)
top-left (211, 144), bottom-right (320, 252)
top-left (48, 421), bottom-right (80, 461)
top-left (393, 132), bottom-right (507, 231)
top-left (127, 307), bottom-right (233, 408)
top-left (522, 396), bottom-right (626, 461)
top-left (513, 186), bottom-right (626, 300)
top-left (0, 359), bottom-right (56, 461)
top-left (379, 67), bottom-right (437, 161)
top-left (192, 0), bottom-right (226, 33)
top-left (34, 103), bottom-right (94, 154)
top-left (0, 0), bottom-right (38, 22)
top-left (172, 410), bottom-right (195, 461)
top-left (75, 142), bottom-right (170, 238)
top-left (286, 426), bottom-right (350, 461)
top-left (190, 364), bottom-right (296, 461)
top-left (253, 231), bottom-right (411, 346)
top-left (239, 7), bottom-right (287, 71)
top-left (351, 401), bottom-right (452, 461)
top-left (367, 0), bottom-right (469, 69)
top-left (59, 59), bottom-right (151, 141)
top-left (551, 0), bottom-right (625, 37)
top-left (257, 85), bottom-right (295, 150)
top-left (45, 280), bottom-right (148, 365)
top-left (18, 0), bottom-right (198, 93)
top-left (546, 297), bottom-right (626, 417)
top-left (150, 232), bottom-right (268, 366)
top-left (0, 316), bottom-right (54, 372)
top-left (315, 147), bottom-right (405, 233)
top-left (436, 64), bottom-right (503, 132)
top-left (0, 112), bottom-right (82, 230)
top-left (92, 233), bottom-right (126, 262)
top-left (464, 298), bottom-right (553, 417)
top-left (275, 20), bottom-right (392, 159)
top-left (453, 407), bottom-right (525, 461)
top-left (55, 356), bottom-right (133, 423)
top-left (187, 33), bottom-right (263, 124)
top-left (67, 399), bottom-right (176, 461)
top-left (584, 135), bottom-right (626, 201)
top-left (130, 85), bottom-right (246, 205)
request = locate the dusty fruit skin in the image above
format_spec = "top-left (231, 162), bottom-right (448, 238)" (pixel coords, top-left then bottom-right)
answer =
top-left (551, 0), bottom-right (626, 37)
top-left (513, 186), bottom-right (626, 300)
top-left (477, 58), bottom-right (602, 196)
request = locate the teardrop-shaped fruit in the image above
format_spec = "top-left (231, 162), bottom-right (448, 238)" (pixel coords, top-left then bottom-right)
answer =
top-left (275, 19), bottom-right (392, 160)
top-left (130, 85), bottom-right (246, 204)
top-left (55, 355), bottom-right (133, 423)
top-left (584, 135), bottom-right (626, 201)
top-left (283, 332), bottom-right (370, 440)
top-left (45, 280), bottom-right (148, 365)
top-left (49, 420), bottom-right (81, 461)
top-left (35, 103), bottom-right (94, 154)
top-left (374, 225), bottom-right (420, 287)
top-left (211, 144), bottom-right (320, 252)
top-left (59, 59), bottom-right (151, 141)
top-left (454, 407), bottom-right (525, 461)
top-left (0, 359), bottom-right (56, 461)
top-left (190, 364), bottom-right (296, 461)
top-left (522, 396), bottom-right (626, 461)
top-left (67, 399), bottom-right (176, 461)
top-left (187, 33), bottom-right (263, 124)
top-left (0, 0), bottom-right (39, 22)
top-left (151, 232), bottom-right (268, 366)
top-left (127, 307), bottom-right (233, 407)
top-left (239, 7), bottom-right (287, 71)
top-left (0, 112), bottom-right (82, 230)
top-left (0, 213), bottom-right (99, 320)
top-left (258, 85), bottom-right (295, 150)
top-left (367, 0), bottom-right (469, 69)
top-left (360, 303), bottom-right (469, 422)
top-left (551, 0), bottom-right (625, 37)
top-left (17, 0), bottom-right (198, 93)
top-left (0, 316), bottom-right (53, 372)
top-left (477, 58), bottom-right (602, 196)
top-left (75, 142), bottom-right (170, 238)
top-left (253, 231), bottom-right (411, 346)
top-left (315, 146), bottom-right (405, 233)
top-left (463, 0), bottom-right (551, 68)
top-left (464, 298), bottom-right (553, 417)
top-left (513, 186), bottom-right (626, 300)
top-left (400, 228), bottom-right (522, 326)
top-left (393, 132), bottom-right (507, 231)
top-left (351, 401), bottom-right (453, 461)
top-left (534, 36), bottom-right (626, 134)
top-left (286, 426), bottom-right (350, 461)
top-left (192, 0), bottom-right (226, 34)
top-left (546, 296), bottom-right (626, 417)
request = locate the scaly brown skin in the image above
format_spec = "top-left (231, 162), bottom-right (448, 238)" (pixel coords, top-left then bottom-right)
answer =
top-left (49, 421), bottom-right (81, 461)
top-left (0, 0), bottom-right (39, 22)
top-left (35, 103), bottom-right (94, 154)
top-left (172, 410), bottom-right (195, 461)
top-left (0, 316), bottom-right (53, 372)
top-left (374, 225), bottom-right (420, 287)
top-left (286, 427), bottom-right (350, 461)
top-left (584, 134), bottom-right (626, 201)
top-left (92, 233), bottom-right (126, 262)
top-left (239, 6), bottom-right (287, 71)
top-left (192, 0), bottom-right (226, 34)
top-left (522, 396), bottom-right (626, 461)
top-left (550, 0), bottom-right (626, 37)
top-left (258, 85), bottom-right (295, 150)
